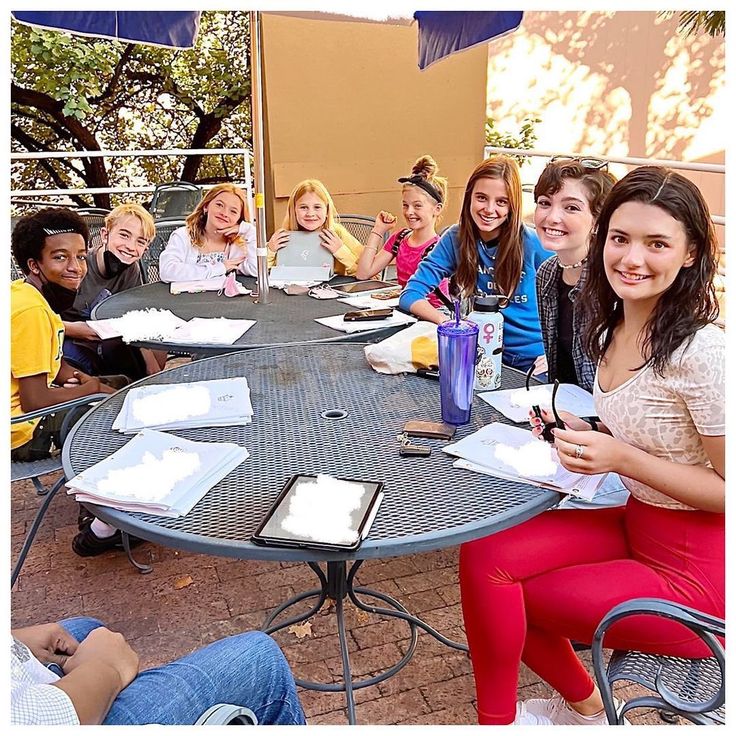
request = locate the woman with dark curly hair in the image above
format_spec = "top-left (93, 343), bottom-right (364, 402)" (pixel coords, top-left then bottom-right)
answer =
top-left (458, 167), bottom-right (724, 725)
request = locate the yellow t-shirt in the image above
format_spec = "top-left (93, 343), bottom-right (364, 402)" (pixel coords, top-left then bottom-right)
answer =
top-left (10, 280), bottom-right (65, 449)
top-left (267, 224), bottom-right (364, 276)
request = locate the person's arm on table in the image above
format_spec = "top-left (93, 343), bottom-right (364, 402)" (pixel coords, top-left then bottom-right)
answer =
top-left (236, 222), bottom-right (258, 276)
top-left (62, 320), bottom-right (100, 341)
top-left (52, 627), bottom-right (139, 725)
top-left (19, 370), bottom-right (113, 413)
top-left (554, 425), bottom-right (724, 512)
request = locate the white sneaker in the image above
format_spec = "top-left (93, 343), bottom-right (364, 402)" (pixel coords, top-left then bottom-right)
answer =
top-left (523, 694), bottom-right (629, 725)
top-left (513, 702), bottom-right (554, 725)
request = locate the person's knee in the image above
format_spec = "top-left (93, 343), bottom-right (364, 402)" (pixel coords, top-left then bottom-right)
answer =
top-left (58, 616), bottom-right (105, 641)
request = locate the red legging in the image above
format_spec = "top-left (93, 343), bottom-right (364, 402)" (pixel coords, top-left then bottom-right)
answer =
top-left (459, 497), bottom-right (724, 725)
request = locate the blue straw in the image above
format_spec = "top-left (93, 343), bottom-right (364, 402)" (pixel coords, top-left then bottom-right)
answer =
top-left (454, 299), bottom-right (460, 326)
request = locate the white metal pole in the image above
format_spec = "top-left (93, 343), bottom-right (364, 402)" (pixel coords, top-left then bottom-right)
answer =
top-left (249, 10), bottom-right (269, 304)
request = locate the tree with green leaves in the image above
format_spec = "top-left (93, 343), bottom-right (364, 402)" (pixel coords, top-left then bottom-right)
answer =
top-left (11, 11), bottom-right (252, 209)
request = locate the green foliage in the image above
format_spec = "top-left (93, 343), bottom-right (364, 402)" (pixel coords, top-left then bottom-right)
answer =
top-left (658, 11), bottom-right (725, 38)
top-left (485, 116), bottom-right (541, 167)
top-left (11, 11), bottom-right (253, 206)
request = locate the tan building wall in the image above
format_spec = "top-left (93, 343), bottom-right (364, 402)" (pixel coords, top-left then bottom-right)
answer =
top-left (261, 13), bottom-right (489, 234)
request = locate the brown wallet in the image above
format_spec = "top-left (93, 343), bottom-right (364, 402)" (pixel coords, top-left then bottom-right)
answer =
top-left (402, 420), bottom-right (456, 440)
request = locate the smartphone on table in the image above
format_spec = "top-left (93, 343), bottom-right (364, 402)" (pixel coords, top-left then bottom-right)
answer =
top-left (343, 308), bottom-right (394, 322)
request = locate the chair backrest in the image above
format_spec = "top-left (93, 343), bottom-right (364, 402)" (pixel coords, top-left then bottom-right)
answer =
top-left (77, 207), bottom-right (111, 251)
top-left (336, 214), bottom-right (378, 246)
top-left (148, 181), bottom-right (202, 220)
top-left (140, 217), bottom-right (186, 283)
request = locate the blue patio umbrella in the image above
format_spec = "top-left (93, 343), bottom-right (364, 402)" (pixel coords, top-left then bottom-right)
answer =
top-left (11, 10), bottom-right (524, 299)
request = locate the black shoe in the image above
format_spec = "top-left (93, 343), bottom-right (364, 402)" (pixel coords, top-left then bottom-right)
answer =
top-left (72, 520), bottom-right (144, 557)
top-left (77, 504), bottom-right (95, 531)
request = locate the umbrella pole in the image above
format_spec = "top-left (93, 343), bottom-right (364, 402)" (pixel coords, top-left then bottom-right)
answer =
top-left (250, 10), bottom-right (269, 304)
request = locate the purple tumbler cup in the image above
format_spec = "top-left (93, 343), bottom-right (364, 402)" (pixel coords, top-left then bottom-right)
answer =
top-left (437, 316), bottom-right (479, 425)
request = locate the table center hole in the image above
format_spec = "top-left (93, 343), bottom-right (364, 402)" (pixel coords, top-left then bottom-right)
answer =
top-left (320, 408), bottom-right (348, 420)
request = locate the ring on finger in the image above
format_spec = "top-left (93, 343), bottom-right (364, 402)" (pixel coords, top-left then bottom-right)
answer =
top-left (574, 444), bottom-right (584, 460)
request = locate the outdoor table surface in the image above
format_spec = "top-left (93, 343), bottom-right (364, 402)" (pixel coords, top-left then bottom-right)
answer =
top-left (62, 343), bottom-right (560, 563)
top-left (90, 275), bottom-right (405, 354)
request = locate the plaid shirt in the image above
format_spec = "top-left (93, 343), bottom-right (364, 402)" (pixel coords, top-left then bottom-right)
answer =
top-left (11, 637), bottom-right (79, 725)
top-left (535, 255), bottom-right (595, 392)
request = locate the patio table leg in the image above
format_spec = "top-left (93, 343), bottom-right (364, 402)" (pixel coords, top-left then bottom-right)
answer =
top-left (260, 559), bottom-right (470, 724)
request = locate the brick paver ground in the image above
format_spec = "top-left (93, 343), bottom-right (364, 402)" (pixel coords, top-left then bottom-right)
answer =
top-left (11, 472), bottom-right (671, 725)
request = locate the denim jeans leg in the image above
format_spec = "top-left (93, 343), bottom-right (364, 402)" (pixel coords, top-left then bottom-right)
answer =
top-left (104, 630), bottom-right (305, 725)
top-left (58, 616), bottom-right (106, 642)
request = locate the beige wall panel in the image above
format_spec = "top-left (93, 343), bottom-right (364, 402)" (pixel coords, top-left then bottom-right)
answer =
top-left (262, 14), bottom-right (488, 233)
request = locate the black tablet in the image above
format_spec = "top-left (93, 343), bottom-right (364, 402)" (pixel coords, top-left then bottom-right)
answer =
top-left (251, 474), bottom-right (384, 552)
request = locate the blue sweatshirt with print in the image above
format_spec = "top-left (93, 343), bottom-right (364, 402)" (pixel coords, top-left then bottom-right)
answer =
top-left (399, 224), bottom-right (551, 369)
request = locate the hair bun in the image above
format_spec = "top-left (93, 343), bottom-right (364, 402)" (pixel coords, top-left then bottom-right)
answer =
top-left (411, 155), bottom-right (438, 179)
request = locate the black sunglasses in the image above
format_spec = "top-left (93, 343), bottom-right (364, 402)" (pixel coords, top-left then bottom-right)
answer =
top-left (549, 155), bottom-right (609, 172)
top-left (526, 366), bottom-right (565, 443)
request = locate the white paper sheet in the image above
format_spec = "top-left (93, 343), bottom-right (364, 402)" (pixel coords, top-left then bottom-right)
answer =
top-left (269, 265), bottom-right (332, 285)
top-left (113, 378), bottom-right (254, 433)
top-left (337, 295), bottom-right (401, 309)
top-left (315, 312), bottom-right (417, 334)
top-left (165, 318), bottom-right (255, 345)
top-left (169, 277), bottom-right (226, 294)
top-left (444, 423), bottom-right (606, 499)
top-left (66, 429), bottom-right (249, 517)
top-left (86, 318), bottom-right (125, 339)
top-left (478, 383), bottom-right (597, 423)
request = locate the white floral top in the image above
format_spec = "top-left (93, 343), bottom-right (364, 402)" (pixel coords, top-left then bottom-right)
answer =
top-left (594, 324), bottom-right (724, 510)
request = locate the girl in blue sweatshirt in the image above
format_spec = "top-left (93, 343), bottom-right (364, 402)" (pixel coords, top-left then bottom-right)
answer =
top-left (399, 155), bottom-right (551, 370)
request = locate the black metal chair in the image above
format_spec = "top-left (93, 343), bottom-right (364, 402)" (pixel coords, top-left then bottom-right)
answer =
top-left (337, 213), bottom-right (394, 278)
top-left (140, 217), bottom-right (186, 283)
top-left (148, 181), bottom-right (202, 220)
top-left (11, 394), bottom-right (108, 588)
top-left (337, 213), bottom-right (386, 246)
top-left (592, 597), bottom-right (725, 725)
top-left (77, 207), bottom-right (111, 250)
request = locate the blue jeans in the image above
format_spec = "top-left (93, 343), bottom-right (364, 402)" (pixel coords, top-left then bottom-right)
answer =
top-left (59, 617), bottom-right (305, 725)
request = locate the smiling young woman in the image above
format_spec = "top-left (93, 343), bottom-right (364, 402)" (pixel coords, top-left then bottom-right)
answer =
top-left (458, 167), bottom-right (724, 726)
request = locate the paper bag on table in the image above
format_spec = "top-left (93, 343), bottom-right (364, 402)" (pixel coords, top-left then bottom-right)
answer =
top-left (363, 321), bottom-right (438, 375)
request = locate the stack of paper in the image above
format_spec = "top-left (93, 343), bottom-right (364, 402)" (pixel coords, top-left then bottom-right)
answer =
top-left (444, 422), bottom-right (606, 501)
top-left (478, 383), bottom-right (596, 423)
top-left (269, 265), bottom-right (332, 286)
top-left (170, 277), bottom-right (226, 294)
top-left (112, 378), bottom-right (254, 433)
top-left (165, 318), bottom-right (255, 345)
top-left (87, 310), bottom-right (255, 345)
top-left (315, 312), bottom-right (417, 334)
top-left (66, 429), bottom-right (249, 517)
top-left (338, 293), bottom-right (401, 309)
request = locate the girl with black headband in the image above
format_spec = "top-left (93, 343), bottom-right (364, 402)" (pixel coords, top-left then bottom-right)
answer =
top-left (400, 155), bottom-right (551, 371)
top-left (356, 155), bottom-right (450, 308)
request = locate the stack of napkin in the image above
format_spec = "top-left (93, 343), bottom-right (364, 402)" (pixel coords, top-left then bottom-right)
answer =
top-left (112, 378), bottom-right (254, 433)
top-left (66, 429), bottom-right (248, 517)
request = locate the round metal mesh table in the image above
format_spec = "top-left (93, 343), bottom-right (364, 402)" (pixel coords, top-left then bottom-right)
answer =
top-left (91, 277), bottom-right (404, 354)
top-left (63, 343), bottom-right (560, 562)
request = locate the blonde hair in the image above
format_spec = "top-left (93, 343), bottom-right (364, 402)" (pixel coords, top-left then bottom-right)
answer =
top-left (105, 203), bottom-right (155, 242)
top-left (281, 179), bottom-right (338, 231)
top-left (185, 183), bottom-right (250, 248)
top-left (401, 154), bottom-right (448, 223)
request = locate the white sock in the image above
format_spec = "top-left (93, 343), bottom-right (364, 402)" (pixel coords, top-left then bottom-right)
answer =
top-left (90, 518), bottom-right (117, 538)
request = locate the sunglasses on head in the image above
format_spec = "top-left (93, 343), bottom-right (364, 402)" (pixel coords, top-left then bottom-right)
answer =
top-left (549, 155), bottom-right (609, 171)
